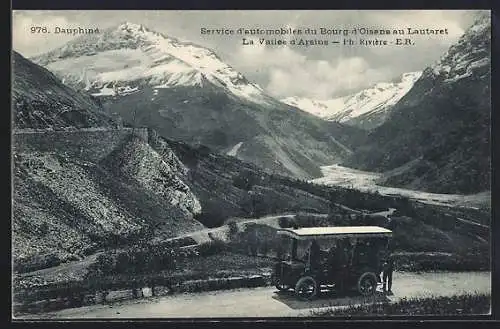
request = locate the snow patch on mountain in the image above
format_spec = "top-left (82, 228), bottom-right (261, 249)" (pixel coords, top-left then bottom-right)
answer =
top-left (281, 71), bottom-right (422, 124)
top-left (91, 86), bottom-right (115, 97)
top-left (227, 142), bottom-right (243, 157)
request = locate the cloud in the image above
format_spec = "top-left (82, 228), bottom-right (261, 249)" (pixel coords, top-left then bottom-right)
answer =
top-left (236, 42), bottom-right (389, 99)
top-left (268, 56), bottom-right (389, 99)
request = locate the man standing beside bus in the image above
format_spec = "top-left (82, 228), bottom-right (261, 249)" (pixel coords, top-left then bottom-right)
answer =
top-left (382, 255), bottom-right (394, 294)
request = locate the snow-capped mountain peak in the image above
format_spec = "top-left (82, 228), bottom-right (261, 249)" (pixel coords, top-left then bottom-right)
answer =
top-left (31, 22), bottom-right (269, 104)
top-left (281, 71), bottom-right (422, 129)
top-left (119, 21), bottom-right (147, 32)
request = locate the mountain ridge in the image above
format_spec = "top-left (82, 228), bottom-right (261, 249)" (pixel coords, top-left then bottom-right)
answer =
top-left (281, 71), bottom-right (422, 130)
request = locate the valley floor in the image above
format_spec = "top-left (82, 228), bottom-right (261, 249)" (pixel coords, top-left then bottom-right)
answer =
top-left (18, 271), bottom-right (490, 318)
top-left (311, 164), bottom-right (490, 209)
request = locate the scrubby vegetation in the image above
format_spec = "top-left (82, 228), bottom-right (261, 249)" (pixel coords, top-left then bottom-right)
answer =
top-left (85, 247), bottom-right (196, 279)
top-left (12, 22), bottom-right (492, 317)
top-left (82, 237), bottom-right (237, 281)
top-left (391, 252), bottom-right (489, 272)
top-left (13, 207), bottom-right (489, 314)
top-left (13, 251), bottom-right (275, 312)
top-left (15, 125), bottom-right (489, 280)
top-left (312, 293), bottom-right (490, 316)
top-left (14, 253), bottom-right (65, 274)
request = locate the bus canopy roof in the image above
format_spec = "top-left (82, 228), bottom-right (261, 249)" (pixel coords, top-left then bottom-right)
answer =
top-left (277, 226), bottom-right (392, 240)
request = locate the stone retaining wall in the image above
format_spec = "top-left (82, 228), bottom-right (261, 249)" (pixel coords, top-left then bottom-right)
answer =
top-left (13, 274), bottom-right (271, 316)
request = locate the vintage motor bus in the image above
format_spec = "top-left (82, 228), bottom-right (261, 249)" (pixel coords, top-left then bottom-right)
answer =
top-left (271, 226), bottom-right (392, 300)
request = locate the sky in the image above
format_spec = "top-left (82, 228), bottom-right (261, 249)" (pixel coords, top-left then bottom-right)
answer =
top-left (12, 10), bottom-right (488, 99)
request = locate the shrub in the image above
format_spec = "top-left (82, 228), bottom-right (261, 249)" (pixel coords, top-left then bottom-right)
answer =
top-left (114, 251), bottom-right (131, 274)
top-left (198, 239), bottom-right (228, 256)
top-left (278, 216), bottom-right (292, 228)
top-left (14, 253), bottom-right (62, 273)
top-left (39, 222), bottom-right (49, 236)
top-left (232, 173), bottom-right (253, 191)
top-left (395, 252), bottom-right (489, 272)
top-left (87, 253), bottom-right (115, 277)
top-left (84, 244), bottom-right (202, 279)
top-left (227, 220), bottom-right (238, 236)
top-left (194, 206), bottom-right (228, 228)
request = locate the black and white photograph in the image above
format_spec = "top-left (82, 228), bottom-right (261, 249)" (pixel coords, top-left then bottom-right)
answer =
top-left (11, 9), bottom-right (491, 319)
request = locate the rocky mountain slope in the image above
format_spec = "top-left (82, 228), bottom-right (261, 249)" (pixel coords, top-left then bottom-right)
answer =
top-left (343, 14), bottom-right (491, 194)
top-left (13, 129), bottom-right (204, 273)
top-left (281, 71), bottom-right (422, 130)
top-left (12, 51), bottom-right (116, 129)
top-left (30, 22), bottom-right (367, 179)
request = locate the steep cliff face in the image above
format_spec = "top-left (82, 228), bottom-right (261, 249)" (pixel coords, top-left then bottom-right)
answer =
top-left (12, 130), bottom-right (204, 273)
top-left (101, 133), bottom-right (202, 215)
top-left (12, 51), bottom-right (115, 129)
top-left (344, 14), bottom-right (491, 194)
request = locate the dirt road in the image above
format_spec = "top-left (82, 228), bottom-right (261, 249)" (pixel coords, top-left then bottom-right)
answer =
top-left (20, 271), bottom-right (490, 319)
